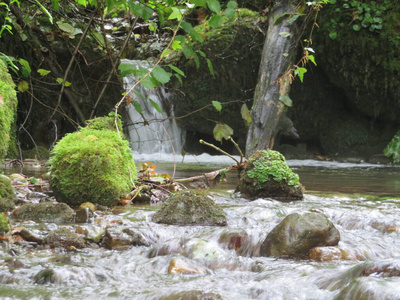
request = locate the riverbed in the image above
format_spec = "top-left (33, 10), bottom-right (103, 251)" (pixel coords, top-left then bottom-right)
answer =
top-left (1, 156), bottom-right (400, 299)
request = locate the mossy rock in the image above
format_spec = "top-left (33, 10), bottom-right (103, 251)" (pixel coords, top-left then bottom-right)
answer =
top-left (46, 228), bottom-right (86, 249)
top-left (152, 190), bottom-right (227, 226)
top-left (0, 60), bottom-right (18, 162)
top-left (0, 175), bottom-right (16, 212)
top-left (13, 202), bottom-right (75, 223)
top-left (237, 150), bottom-right (304, 201)
top-left (49, 116), bottom-right (137, 207)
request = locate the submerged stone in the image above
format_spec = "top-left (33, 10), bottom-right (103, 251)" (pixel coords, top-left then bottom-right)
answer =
top-left (237, 150), bottom-right (304, 201)
top-left (13, 202), bottom-right (75, 223)
top-left (260, 212), bottom-right (340, 258)
top-left (152, 190), bottom-right (227, 226)
top-left (46, 228), bottom-right (86, 249)
top-left (102, 227), bottom-right (153, 250)
top-left (168, 258), bottom-right (208, 275)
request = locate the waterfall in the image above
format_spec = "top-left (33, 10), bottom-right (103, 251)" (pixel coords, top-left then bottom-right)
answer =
top-left (121, 59), bottom-right (185, 155)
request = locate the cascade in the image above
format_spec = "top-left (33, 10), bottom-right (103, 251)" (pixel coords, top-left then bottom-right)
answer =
top-left (121, 59), bottom-right (185, 155)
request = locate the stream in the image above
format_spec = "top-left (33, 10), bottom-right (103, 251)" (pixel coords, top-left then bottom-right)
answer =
top-left (1, 156), bottom-right (400, 299)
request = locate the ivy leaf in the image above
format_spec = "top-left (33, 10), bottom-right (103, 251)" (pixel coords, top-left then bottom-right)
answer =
top-left (152, 66), bottom-right (172, 85)
top-left (149, 99), bottom-right (162, 113)
top-left (212, 100), bottom-right (222, 111)
top-left (169, 7), bottom-right (183, 20)
top-left (294, 67), bottom-right (307, 83)
top-left (207, 0), bottom-right (221, 13)
top-left (213, 123), bottom-right (233, 142)
top-left (308, 54), bottom-right (317, 66)
top-left (279, 32), bottom-right (291, 38)
top-left (19, 58), bottom-right (31, 77)
top-left (56, 78), bottom-right (71, 86)
top-left (209, 15), bottom-right (223, 28)
top-left (37, 69), bottom-right (51, 76)
top-left (279, 94), bottom-right (293, 107)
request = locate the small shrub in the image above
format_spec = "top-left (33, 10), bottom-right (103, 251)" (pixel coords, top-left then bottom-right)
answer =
top-left (384, 130), bottom-right (400, 163)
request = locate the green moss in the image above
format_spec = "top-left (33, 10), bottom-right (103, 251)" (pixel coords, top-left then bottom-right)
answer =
top-left (0, 213), bottom-right (10, 233)
top-left (0, 60), bottom-right (18, 162)
top-left (247, 150), bottom-right (300, 187)
top-left (0, 175), bottom-right (16, 212)
top-left (384, 130), bottom-right (400, 163)
top-left (49, 117), bottom-right (137, 207)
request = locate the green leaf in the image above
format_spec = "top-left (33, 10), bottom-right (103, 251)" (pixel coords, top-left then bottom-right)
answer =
top-left (329, 31), bottom-right (338, 40)
top-left (189, 30), bottom-right (204, 43)
top-left (175, 73), bottom-right (183, 85)
top-left (56, 21), bottom-right (75, 34)
top-left (227, 1), bottom-right (237, 9)
top-left (169, 7), bottom-right (183, 20)
top-left (17, 81), bottom-right (29, 92)
top-left (209, 15), bottom-right (223, 28)
top-left (308, 55), bottom-right (317, 66)
top-left (161, 48), bottom-right (172, 58)
top-left (212, 100), bottom-right (222, 111)
top-left (152, 66), bottom-right (172, 84)
top-left (180, 21), bottom-right (193, 34)
top-left (19, 58), bottom-right (31, 77)
top-left (189, 0), bottom-right (206, 6)
top-left (56, 78), bottom-right (71, 86)
top-left (225, 8), bottom-right (235, 19)
top-left (149, 99), bottom-right (162, 113)
top-left (171, 40), bottom-right (182, 50)
top-left (206, 58), bottom-right (214, 76)
top-left (118, 63), bottom-right (137, 77)
top-left (213, 123), bottom-right (233, 142)
top-left (197, 50), bottom-right (206, 58)
top-left (294, 67), bottom-right (307, 83)
top-left (37, 69), bottom-right (51, 76)
top-left (131, 100), bottom-right (143, 114)
top-left (168, 64), bottom-right (185, 76)
top-left (141, 76), bottom-right (158, 89)
top-left (207, 0), bottom-right (221, 13)
top-left (33, 0), bottom-right (53, 23)
top-left (279, 32), bottom-right (291, 38)
top-left (287, 13), bottom-right (304, 24)
top-left (52, 0), bottom-right (60, 10)
top-left (279, 94), bottom-right (293, 107)
top-left (352, 24), bottom-right (361, 31)
top-left (240, 103), bottom-right (252, 126)
top-left (91, 32), bottom-right (105, 48)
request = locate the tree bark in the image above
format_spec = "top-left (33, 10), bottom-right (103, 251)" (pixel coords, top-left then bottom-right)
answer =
top-left (245, 0), bottom-right (302, 157)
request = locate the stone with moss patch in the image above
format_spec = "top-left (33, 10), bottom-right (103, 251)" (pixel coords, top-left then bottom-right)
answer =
top-left (0, 175), bottom-right (16, 212)
top-left (49, 116), bottom-right (137, 207)
top-left (237, 150), bottom-right (303, 201)
top-left (46, 228), bottom-right (86, 249)
top-left (0, 213), bottom-right (10, 234)
top-left (152, 190), bottom-right (227, 226)
top-left (13, 202), bottom-right (75, 223)
top-left (0, 60), bottom-right (18, 162)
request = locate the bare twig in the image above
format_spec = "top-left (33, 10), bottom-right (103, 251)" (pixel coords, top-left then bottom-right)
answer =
top-left (199, 139), bottom-right (240, 165)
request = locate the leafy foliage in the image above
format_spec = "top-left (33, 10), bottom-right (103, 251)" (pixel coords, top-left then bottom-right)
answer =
top-left (384, 131), bottom-right (400, 163)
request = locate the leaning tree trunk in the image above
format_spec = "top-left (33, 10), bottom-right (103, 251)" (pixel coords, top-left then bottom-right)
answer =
top-left (245, 0), bottom-right (303, 157)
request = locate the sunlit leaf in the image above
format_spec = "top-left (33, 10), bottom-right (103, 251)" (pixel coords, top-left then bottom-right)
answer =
top-left (227, 1), bottom-right (237, 9)
top-left (34, 0), bottom-right (53, 23)
top-left (152, 66), bottom-right (172, 84)
top-left (17, 81), bottom-right (29, 92)
top-left (212, 100), bottom-right (222, 111)
top-left (240, 103), bottom-right (252, 126)
top-left (209, 15), bottom-right (223, 28)
top-left (19, 58), bottom-right (31, 77)
top-left (206, 0), bottom-right (221, 13)
top-left (37, 69), bottom-right (51, 76)
top-left (213, 123), bottom-right (233, 142)
top-left (149, 99), bottom-right (162, 113)
top-left (168, 64), bottom-right (185, 76)
top-left (171, 40), bottom-right (182, 50)
top-left (308, 54), bottom-right (317, 66)
top-left (169, 7), bottom-right (183, 20)
top-left (294, 67), bottom-right (307, 82)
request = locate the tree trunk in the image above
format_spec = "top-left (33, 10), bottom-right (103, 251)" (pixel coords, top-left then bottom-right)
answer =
top-left (245, 0), bottom-right (302, 157)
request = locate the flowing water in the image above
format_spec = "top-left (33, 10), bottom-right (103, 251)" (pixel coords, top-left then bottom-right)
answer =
top-left (1, 156), bottom-right (400, 300)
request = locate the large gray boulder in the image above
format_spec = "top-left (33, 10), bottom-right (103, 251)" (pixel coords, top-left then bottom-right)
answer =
top-left (260, 212), bottom-right (340, 258)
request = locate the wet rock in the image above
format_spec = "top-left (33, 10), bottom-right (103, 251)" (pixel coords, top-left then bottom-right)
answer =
top-left (82, 225), bottom-right (105, 243)
top-left (102, 227), bottom-right (153, 250)
top-left (19, 228), bottom-right (45, 244)
top-left (148, 240), bottom-right (185, 258)
top-left (260, 212), bottom-right (340, 258)
top-left (160, 290), bottom-right (223, 300)
top-left (75, 208), bottom-right (92, 223)
top-left (35, 268), bottom-right (55, 284)
top-left (9, 173), bottom-right (28, 184)
top-left (79, 202), bottom-right (96, 212)
top-left (237, 150), bottom-right (304, 201)
top-left (168, 258), bottom-right (208, 275)
top-left (218, 230), bottom-right (252, 256)
top-left (46, 227), bottom-right (86, 249)
top-left (152, 190), bottom-right (227, 226)
top-left (336, 277), bottom-right (400, 300)
top-left (309, 246), bottom-right (343, 261)
top-left (12, 202), bottom-right (75, 223)
top-left (184, 239), bottom-right (226, 261)
top-left (0, 175), bottom-right (16, 212)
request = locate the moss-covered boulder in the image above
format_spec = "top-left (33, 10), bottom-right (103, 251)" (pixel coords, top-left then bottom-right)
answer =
top-left (260, 212), bottom-right (340, 258)
top-left (152, 190), bottom-right (227, 226)
top-left (237, 150), bottom-right (304, 201)
top-left (0, 60), bottom-right (17, 162)
top-left (0, 175), bottom-right (16, 212)
top-left (13, 202), bottom-right (75, 223)
top-left (49, 116), bottom-right (137, 207)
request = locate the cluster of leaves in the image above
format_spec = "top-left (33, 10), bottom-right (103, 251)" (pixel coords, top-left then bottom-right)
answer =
top-left (384, 131), bottom-right (400, 163)
top-left (247, 150), bottom-right (300, 187)
top-left (328, 0), bottom-right (389, 39)
top-left (138, 161), bottom-right (171, 182)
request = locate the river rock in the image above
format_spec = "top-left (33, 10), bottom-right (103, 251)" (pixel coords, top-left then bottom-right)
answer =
top-left (12, 202), bottom-right (75, 223)
top-left (148, 240), bottom-right (185, 258)
top-left (184, 238), bottom-right (226, 261)
top-left (237, 150), bottom-right (304, 201)
top-left (308, 246), bottom-right (344, 261)
top-left (168, 258), bottom-right (208, 275)
top-left (46, 228), bottom-right (86, 249)
top-left (152, 190), bottom-right (227, 226)
top-left (218, 230), bottom-right (252, 256)
top-left (0, 175), bottom-right (16, 212)
top-left (103, 227), bottom-right (153, 250)
top-left (260, 212), bottom-right (340, 258)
